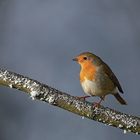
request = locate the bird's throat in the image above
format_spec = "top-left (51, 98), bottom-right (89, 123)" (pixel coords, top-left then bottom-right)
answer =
top-left (80, 63), bottom-right (96, 82)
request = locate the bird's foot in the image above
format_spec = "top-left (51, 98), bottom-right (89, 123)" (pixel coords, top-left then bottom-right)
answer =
top-left (76, 96), bottom-right (90, 101)
top-left (92, 97), bottom-right (104, 108)
top-left (92, 102), bottom-right (101, 108)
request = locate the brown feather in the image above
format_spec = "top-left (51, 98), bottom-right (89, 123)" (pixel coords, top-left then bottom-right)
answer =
top-left (102, 62), bottom-right (124, 93)
top-left (114, 93), bottom-right (127, 105)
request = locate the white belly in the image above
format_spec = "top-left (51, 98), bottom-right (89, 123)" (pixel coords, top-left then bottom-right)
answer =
top-left (81, 78), bottom-right (97, 96)
top-left (81, 78), bottom-right (109, 96)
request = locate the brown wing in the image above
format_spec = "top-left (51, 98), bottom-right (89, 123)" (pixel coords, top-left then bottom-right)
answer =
top-left (102, 62), bottom-right (124, 93)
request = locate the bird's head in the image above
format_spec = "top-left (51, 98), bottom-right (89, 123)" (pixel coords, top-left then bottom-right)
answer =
top-left (73, 52), bottom-right (102, 68)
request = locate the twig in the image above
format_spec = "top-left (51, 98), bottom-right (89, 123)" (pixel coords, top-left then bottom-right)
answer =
top-left (0, 68), bottom-right (139, 135)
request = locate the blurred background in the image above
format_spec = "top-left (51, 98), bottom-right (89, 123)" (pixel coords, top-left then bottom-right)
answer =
top-left (0, 0), bottom-right (140, 140)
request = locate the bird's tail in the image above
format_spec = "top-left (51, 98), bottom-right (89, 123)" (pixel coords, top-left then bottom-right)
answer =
top-left (114, 93), bottom-right (127, 105)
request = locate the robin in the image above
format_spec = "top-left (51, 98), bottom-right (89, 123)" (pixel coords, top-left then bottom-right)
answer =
top-left (73, 52), bottom-right (127, 106)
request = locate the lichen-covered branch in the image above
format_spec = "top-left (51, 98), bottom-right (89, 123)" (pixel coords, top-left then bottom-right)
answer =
top-left (0, 68), bottom-right (139, 135)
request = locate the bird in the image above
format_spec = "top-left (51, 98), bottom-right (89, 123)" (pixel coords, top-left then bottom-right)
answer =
top-left (73, 52), bottom-right (127, 106)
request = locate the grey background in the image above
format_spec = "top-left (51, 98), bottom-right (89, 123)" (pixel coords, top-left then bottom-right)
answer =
top-left (0, 0), bottom-right (140, 140)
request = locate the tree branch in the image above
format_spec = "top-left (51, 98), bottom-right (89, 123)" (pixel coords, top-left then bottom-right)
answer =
top-left (0, 68), bottom-right (139, 135)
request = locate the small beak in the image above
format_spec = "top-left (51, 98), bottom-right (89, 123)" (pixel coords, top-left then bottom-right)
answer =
top-left (72, 58), bottom-right (78, 61)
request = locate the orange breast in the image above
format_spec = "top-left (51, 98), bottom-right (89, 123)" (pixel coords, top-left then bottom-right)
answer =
top-left (80, 62), bottom-right (96, 82)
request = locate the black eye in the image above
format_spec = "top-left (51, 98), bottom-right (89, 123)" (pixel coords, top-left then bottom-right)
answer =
top-left (83, 57), bottom-right (87, 60)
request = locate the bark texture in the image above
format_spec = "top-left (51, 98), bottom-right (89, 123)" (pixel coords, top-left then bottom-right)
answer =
top-left (0, 68), bottom-right (139, 135)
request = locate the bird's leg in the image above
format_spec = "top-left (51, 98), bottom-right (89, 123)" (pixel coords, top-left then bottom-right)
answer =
top-left (76, 95), bottom-right (90, 101)
top-left (93, 96), bottom-right (105, 108)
